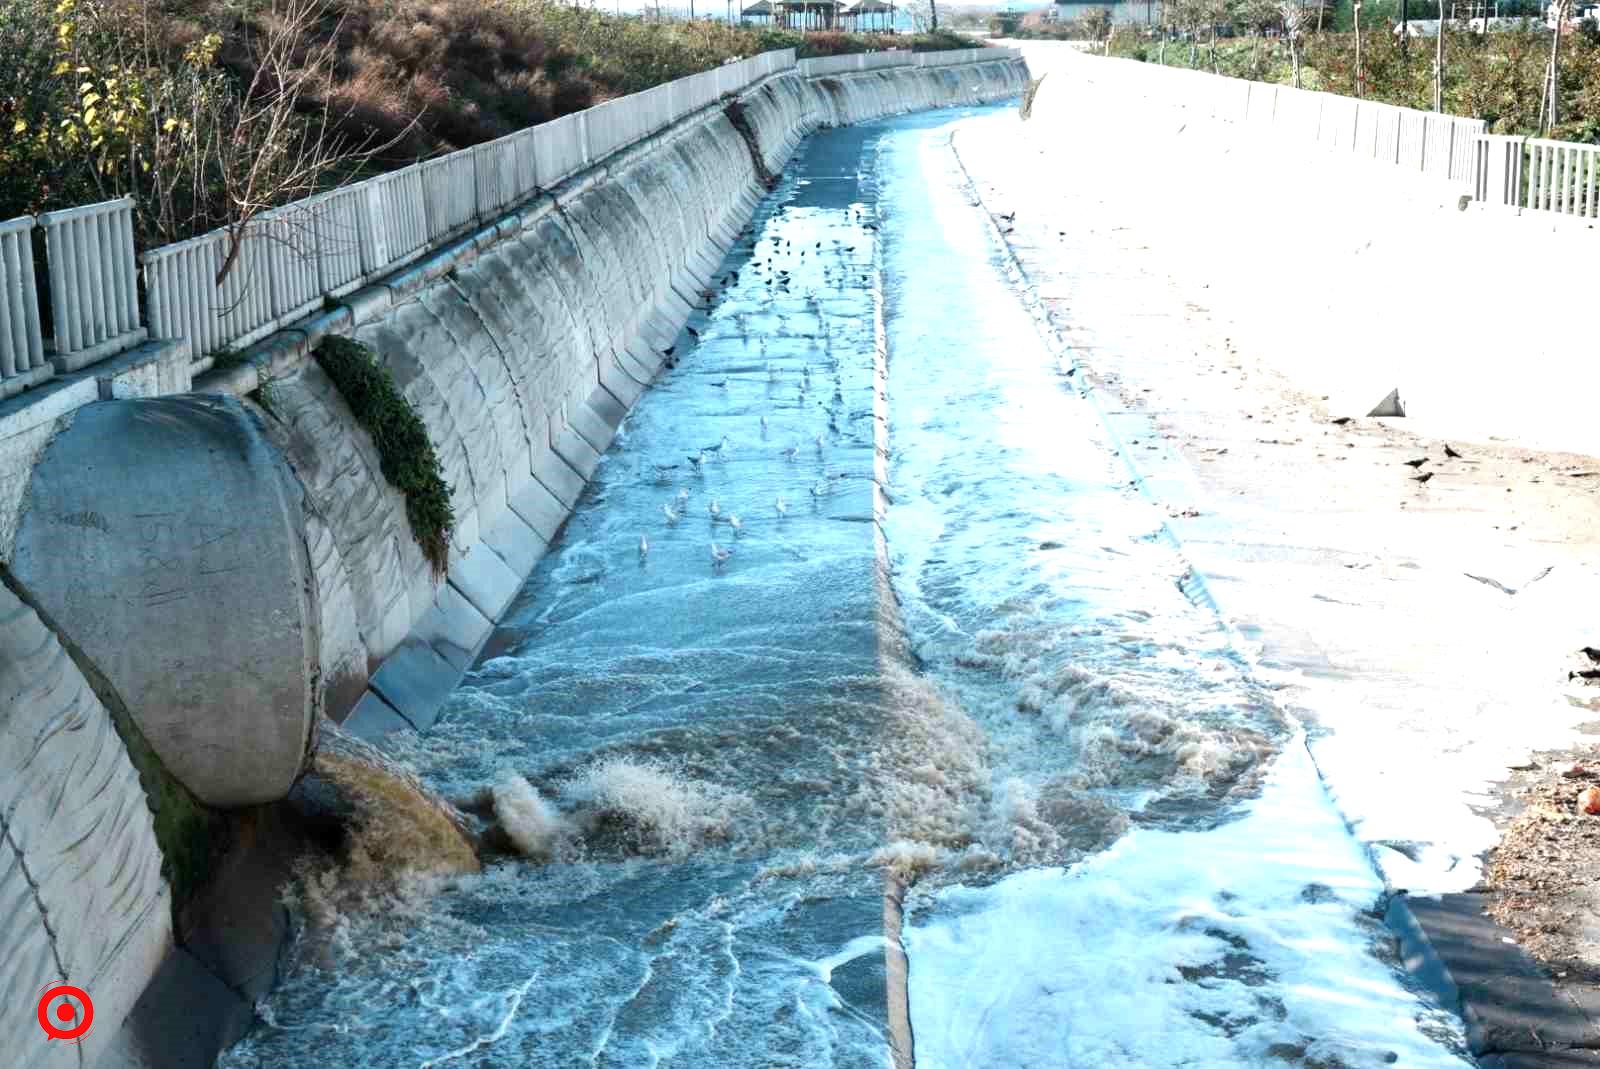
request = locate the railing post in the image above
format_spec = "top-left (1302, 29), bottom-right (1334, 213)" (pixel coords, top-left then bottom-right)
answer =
top-left (1473, 133), bottom-right (1526, 212)
top-left (37, 196), bottom-right (146, 372)
top-left (0, 215), bottom-right (49, 398)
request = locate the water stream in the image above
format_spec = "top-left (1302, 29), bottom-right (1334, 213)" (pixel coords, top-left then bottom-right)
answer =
top-left (221, 106), bottom-right (1471, 1069)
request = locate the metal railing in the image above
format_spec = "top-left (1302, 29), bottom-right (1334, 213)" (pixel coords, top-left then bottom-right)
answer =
top-left (1048, 51), bottom-right (1489, 188)
top-left (0, 43), bottom-right (1017, 380)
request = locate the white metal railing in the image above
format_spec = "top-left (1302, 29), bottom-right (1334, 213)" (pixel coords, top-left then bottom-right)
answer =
top-left (37, 197), bottom-right (146, 371)
top-left (0, 215), bottom-right (48, 397)
top-left (1474, 133), bottom-right (1526, 210)
top-left (421, 150), bottom-right (478, 243)
top-left (1525, 138), bottom-right (1600, 218)
top-left (5, 44), bottom-right (1017, 377)
top-left (1050, 51), bottom-right (1490, 189)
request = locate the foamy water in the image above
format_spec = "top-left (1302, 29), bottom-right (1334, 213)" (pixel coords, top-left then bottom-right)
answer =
top-left (221, 108), bottom-right (1470, 1068)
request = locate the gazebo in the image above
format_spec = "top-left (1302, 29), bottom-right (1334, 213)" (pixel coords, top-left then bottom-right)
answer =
top-left (739, 0), bottom-right (775, 23)
top-left (769, 0), bottom-right (845, 29)
top-left (842, 0), bottom-right (898, 31)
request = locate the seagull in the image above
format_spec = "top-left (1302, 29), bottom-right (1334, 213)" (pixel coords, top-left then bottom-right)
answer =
top-left (774, 495), bottom-right (789, 517)
top-left (781, 445), bottom-right (799, 461)
top-left (690, 451), bottom-right (706, 470)
top-left (711, 542), bottom-right (733, 568)
top-left (708, 498), bottom-right (721, 518)
top-left (639, 535), bottom-right (650, 558)
top-left (1464, 566), bottom-right (1553, 596)
top-left (662, 504), bottom-right (680, 525)
top-left (676, 487), bottom-right (690, 507)
top-left (811, 480), bottom-right (830, 497)
top-left (728, 514), bottom-right (743, 535)
top-left (815, 434), bottom-right (825, 451)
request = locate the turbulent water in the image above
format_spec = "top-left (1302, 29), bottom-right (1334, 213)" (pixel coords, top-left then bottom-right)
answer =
top-left (221, 108), bottom-right (1471, 1068)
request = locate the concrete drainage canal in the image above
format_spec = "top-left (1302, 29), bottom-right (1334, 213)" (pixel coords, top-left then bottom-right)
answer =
top-left (43, 104), bottom-right (1477, 1068)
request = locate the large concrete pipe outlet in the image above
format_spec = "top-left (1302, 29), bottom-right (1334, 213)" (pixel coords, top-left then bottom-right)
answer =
top-left (10, 395), bottom-right (317, 807)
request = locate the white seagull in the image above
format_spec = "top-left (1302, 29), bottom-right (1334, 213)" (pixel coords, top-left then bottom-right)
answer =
top-left (708, 498), bottom-right (721, 518)
top-left (774, 496), bottom-right (788, 517)
top-left (811, 480), bottom-right (830, 497)
top-left (710, 542), bottom-right (733, 568)
top-left (662, 503), bottom-right (680, 525)
top-left (639, 535), bottom-right (650, 558)
top-left (728, 515), bottom-right (743, 535)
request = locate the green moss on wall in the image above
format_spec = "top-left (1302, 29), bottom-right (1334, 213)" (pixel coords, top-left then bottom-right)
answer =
top-left (315, 336), bottom-right (455, 578)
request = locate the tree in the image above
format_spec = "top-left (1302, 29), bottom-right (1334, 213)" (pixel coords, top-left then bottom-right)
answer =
top-left (1353, 0), bottom-right (1365, 96)
top-left (1281, 0), bottom-right (1309, 87)
top-left (1543, 0), bottom-right (1573, 130)
top-left (1238, 0), bottom-right (1281, 74)
top-left (1433, 0), bottom-right (1446, 111)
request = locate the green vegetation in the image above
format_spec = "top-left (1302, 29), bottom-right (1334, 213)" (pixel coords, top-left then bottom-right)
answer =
top-left (315, 336), bottom-right (454, 577)
top-left (0, 0), bottom-right (979, 247)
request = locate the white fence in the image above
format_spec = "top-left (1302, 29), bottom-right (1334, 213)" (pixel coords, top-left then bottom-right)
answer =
top-left (0, 216), bottom-right (47, 399)
top-left (798, 46), bottom-right (1020, 77)
top-left (1050, 53), bottom-right (1486, 186)
top-left (37, 198), bottom-right (146, 372)
top-left (0, 43), bottom-right (1021, 379)
top-left (1055, 50), bottom-right (1600, 222)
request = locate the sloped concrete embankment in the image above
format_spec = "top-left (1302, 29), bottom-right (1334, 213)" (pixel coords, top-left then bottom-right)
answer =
top-left (1015, 43), bottom-right (1599, 456)
top-left (0, 57), bottom-right (1025, 1069)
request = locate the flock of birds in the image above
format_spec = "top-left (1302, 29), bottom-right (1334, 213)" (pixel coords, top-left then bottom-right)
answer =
top-left (635, 205), bottom-right (875, 571)
top-left (1399, 441), bottom-right (1464, 486)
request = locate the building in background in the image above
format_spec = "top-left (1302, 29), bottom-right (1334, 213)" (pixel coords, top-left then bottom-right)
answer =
top-left (1051, 0), bottom-right (1163, 24)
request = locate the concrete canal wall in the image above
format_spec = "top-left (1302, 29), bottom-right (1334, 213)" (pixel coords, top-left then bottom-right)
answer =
top-left (0, 54), bottom-right (1026, 1068)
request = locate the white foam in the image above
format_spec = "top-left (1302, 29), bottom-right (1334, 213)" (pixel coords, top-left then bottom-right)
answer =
top-left (490, 775), bottom-right (572, 860)
top-left (904, 739), bottom-right (1470, 1068)
top-left (564, 757), bottom-right (754, 857)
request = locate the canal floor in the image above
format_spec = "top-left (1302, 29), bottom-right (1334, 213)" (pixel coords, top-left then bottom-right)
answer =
top-left (220, 105), bottom-right (1472, 1069)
